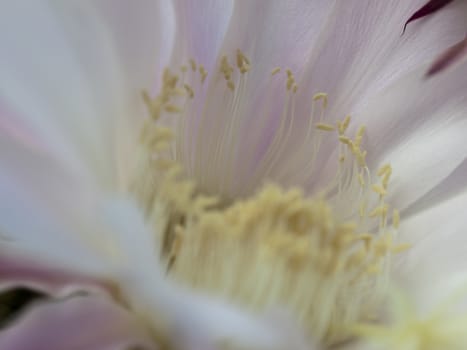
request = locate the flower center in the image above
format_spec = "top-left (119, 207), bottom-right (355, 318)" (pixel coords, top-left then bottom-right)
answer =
top-left (133, 50), bottom-right (408, 345)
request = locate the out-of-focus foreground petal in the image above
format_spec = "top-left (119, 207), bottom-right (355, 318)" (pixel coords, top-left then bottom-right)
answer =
top-left (0, 2), bottom-right (157, 189)
top-left (0, 246), bottom-right (112, 298)
top-left (91, 0), bottom-right (175, 93)
top-left (0, 295), bottom-right (156, 350)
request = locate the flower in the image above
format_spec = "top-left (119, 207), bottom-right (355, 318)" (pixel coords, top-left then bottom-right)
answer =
top-left (0, 1), bottom-right (467, 350)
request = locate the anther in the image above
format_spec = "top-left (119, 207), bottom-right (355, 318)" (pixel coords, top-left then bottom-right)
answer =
top-left (371, 184), bottom-right (387, 197)
top-left (271, 67), bottom-right (281, 75)
top-left (316, 123), bottom-right (336, 131)
top-left (199, 65), bottom-right (208, 83)
top-left (184, 84), bottom-right (194, 99)
top-left (313, 93), bottom-right (328, 108)
top-left (189, 58), bottom-right (197, 72)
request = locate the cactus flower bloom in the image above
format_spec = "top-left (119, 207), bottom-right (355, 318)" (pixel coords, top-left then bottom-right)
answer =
top-left (0, 1), bottom-right (467, 349)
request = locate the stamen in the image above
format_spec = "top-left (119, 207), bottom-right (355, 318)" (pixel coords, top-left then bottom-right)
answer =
top-left (271, 67), bottom-right (281, 75)
top-left (189, 58), bottom-right (197, 72)
top-left (134, 49), bottom-right (407, 346)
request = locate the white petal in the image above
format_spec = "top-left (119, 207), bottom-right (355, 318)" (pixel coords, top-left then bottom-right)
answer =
top-left (0, 295), bottom-right (156, 350)
top-left (394, 189), bottom-right (467, 312)
top-left (0, 2), bottom-right (136, 188)
top-left (352, 61), bottom-right (467, 211)
top-left (0, 130), bottom-right (157, 279)
top-left (299, 0), bottom-right (467, 118)
top-left (404, 159), bottom-right (467, 217)
top-left (171, 0), bottom-right (234, 72)
top-left (92, 0), bottom-right (175, 93)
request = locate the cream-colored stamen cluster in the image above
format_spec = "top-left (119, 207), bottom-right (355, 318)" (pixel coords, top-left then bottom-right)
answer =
top-left (135, 50), bottom-right (408, 345)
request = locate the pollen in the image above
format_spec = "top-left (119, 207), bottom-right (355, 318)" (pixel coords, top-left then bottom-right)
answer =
top-left (134, 50), bottom-right (407, 346)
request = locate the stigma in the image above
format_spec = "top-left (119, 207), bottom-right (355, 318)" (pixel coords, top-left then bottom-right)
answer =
top-left (134, 50), bottom-right (408, 345)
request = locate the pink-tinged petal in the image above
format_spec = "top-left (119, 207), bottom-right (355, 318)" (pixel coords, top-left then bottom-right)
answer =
top-left (298, 0), bottom-right (467, 119)
top-left (394, 189), bottom-right (467, 312)
top-left (352, 60), bottom-right (467, 212)
top-left (0, 136), bottom-right (112, 276)
top-left (426, 36), bottom-right (467, 76)
top-left (171, 1), bottom-right (336, 198)
top-left (0, 2), bottom-right (137, 188)
top-left (91, 0), bottom-right (175, 93)
top-left (171, 0), bottom-right (234, 72)
top-left (0, 295), bottom-right (156, 350)
top-left (403, 0), bottom-right (455, 34)
top-left (0, 247), bottom-right (112, 298)
top-left (89, 0), bottom-right (176, 178)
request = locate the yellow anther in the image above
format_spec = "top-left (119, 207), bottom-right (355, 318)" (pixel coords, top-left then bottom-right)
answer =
top-left (165, 105), bottom-right (183, 113)
top-left (355, 125), bottom-right (366, 147)
top-left (337, 116), bottom-right (352, 135)
top-left (313, 93), bottom-right (328, 108)
top-left (316, 123), bottom-right (336, 131)
top-left (220, 55), bottom-right (233, 80)
top-left (391, 243), bottom-right (411, 254)
top-left (141, 90), bottom-right (161, 120)
top-left (366, 264), bottom-right (381, 275)
top-left (392, 209), bottom-right (400, 229)
top-left (236, 49), bottom-right (251, 73)
top-left (348, 248), bottom-right (367, 266)
top-left (227, 80), bottom-right (235, 91)
top-left (377, 164), bottom-right (391, 177)
top-left (189, 58), bottom-right (197, 72)
top-left (173, 87), bottom-right (186, 96)
top-left (184, 84), bottom-right (194, 99)
top-left (181, 65), bottom-right (188, 73)
top-left (199, 65), bottom-right (208, 83)
top-left (338, 135), bottom-right (353, 146)
top-left (285, 69), bottom-right (296, 91)
top-left (371, 184), bottom-right (387, 197)
top-left (271, 67), bottom-right (281, 75)
top-left (342, 115), bottom-right (351, 133)
top-left (355, 233), bottom-right (373, 242)
top-left (369, 205), bottom-right (388, 218)
top-left (382, 169), bottom-right (392, 189)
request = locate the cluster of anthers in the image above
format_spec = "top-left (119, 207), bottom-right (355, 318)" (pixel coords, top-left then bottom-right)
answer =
top-left (134, 49), bottom-right (410, 345)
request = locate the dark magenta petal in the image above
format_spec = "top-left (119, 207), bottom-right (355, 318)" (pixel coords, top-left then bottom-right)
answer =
top-left (403, 0), bottom-right (454, 34)
top-left (426, 36), bottom-right (467, 77)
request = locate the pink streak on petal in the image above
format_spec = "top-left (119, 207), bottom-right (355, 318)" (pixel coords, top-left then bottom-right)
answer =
top-left (0, 295), bottom-right (156, 350)
top-left (426, 36), bottom-right (467, 76)
top-left (403, 0), bottom-right (454, 34)
top-left (0, 248), bottom-right (114, 298)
